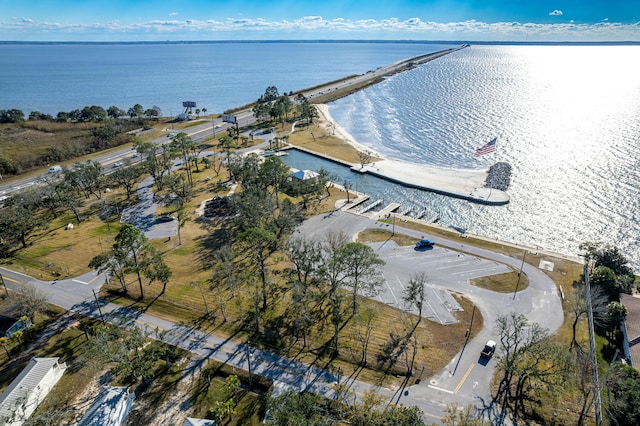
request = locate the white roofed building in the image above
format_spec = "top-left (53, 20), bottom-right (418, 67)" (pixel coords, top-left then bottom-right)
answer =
top-left (78, 386), bottom-right (135, 426)
top-left (0, 357), bottom-right (67, 426)
top-left (184, 417), bottom-right (217, 426)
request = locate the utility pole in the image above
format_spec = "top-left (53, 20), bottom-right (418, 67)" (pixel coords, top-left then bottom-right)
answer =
top-left (246, 339), bottom-right (253, 390)
top-left (0, 273), bottom-right (7, 296)
top-left (92, 289), bottom-right (106, 324)
top-left (512, 249), bottom-right (527, 299)
top-left (584, 260), bottom-right (602, 425)
top-left (392, 213), bottom-right (396, 236)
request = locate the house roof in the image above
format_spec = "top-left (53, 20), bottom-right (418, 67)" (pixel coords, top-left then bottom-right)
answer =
top-left (184, 418), bottom-right (217, 426)
top-left (79, 386), bottom-right (134, 426)
top-left (291, 169), bottom-right (319, 180)
top-left (0, 357), bottom-right (66, 421)
top-left (620, 293), bottom-right (640, 368)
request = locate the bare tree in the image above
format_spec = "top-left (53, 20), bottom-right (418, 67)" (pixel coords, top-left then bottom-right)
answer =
top-left (11, 283), bottom-right (48, 322)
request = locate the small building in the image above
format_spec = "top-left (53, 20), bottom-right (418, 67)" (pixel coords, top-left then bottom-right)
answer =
top-left (1, 316), bottom-right (31, 339)
top-left (620, 293), bottom-right (640, 369)
top-left (78, 386), bottom-right (135, 426)
top-left (184, 418), bottom-right (217, 426)
top-left (291, 169), bottom-right (319, 180)
top-left (0, 357), bottom-right (67, 426)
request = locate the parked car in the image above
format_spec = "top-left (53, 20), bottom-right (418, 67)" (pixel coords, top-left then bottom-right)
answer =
top-left (415, 239), bottom-right (435, 249)
top-left (158, 215), bottom-right (176, 223)
top-left (481, 340), bottom-right (496, 358)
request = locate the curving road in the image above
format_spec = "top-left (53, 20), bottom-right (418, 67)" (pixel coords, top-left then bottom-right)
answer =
top-left (1, 204), bottom-right (563, 424)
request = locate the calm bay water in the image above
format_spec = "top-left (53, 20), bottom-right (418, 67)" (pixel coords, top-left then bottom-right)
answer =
top-left (0, 41), bottom-right (449, 117)
top-left (327, 45), bottom-right (640, 271)
top-left (1, 42), bottom-right (638, 271)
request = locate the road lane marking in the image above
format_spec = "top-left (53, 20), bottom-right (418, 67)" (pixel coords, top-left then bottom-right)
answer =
top-left (2, 275), bottom-right (23, 284)
top-left (87, 273), bottom-right (104, 285)
top-left (453, 363), bottom-right (475, 394)
top-left (427, 384), bottom-right (454, 394)
top-left (72, 279), bottom-right (88, 285)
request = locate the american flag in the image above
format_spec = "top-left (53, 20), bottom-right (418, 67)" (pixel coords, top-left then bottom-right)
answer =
top-left (474, 137), bottom-right (497, 156)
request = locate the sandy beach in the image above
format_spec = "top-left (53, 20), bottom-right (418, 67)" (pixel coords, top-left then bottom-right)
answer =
top-left (315, 104), bottom-right (509, 204)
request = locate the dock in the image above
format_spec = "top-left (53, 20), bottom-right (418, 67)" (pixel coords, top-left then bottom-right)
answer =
top-left (371, 202), bottom-right (400, 220)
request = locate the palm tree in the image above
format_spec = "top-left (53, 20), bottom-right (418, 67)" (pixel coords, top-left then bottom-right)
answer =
top-left (0, 336), bottom-right (10, 359)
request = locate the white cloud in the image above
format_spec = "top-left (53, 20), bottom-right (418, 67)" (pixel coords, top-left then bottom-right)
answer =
top-left (1, 15), bottom-right (639, 42)
top-left (169, 12), bottom-right (179, 17)
top-left (549, 10), bottom-right (563, 16)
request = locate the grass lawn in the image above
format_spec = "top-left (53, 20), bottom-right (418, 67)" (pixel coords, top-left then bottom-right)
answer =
top-left (191, 360), bottom-right (271, 425)
top-left (2, 111), bottom-right (601, 424)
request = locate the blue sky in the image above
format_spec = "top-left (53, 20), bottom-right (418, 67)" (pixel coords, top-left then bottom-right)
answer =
top-left (2, 1), bottom-right (639, 42)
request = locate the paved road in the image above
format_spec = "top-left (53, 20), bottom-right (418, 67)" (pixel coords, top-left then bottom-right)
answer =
top-left (295, 209), bottom-right (564, 420)
top-left (0, 204), bottom-right (563, 425)
top-left (0, 45), bottom-right (464, 200)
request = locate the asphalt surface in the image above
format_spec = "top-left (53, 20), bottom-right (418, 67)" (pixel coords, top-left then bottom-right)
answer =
top-left (0, 202), bottom-right (563, 425)
top-left (1, 44), bottom-right (563, 423)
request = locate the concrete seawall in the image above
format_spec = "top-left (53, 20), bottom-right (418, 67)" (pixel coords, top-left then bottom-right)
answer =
top-left (284, 145), bottom-right (510, 205)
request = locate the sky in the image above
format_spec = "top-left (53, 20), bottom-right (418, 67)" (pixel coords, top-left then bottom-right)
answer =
top-left (1, 0), bottom-right (639, 42)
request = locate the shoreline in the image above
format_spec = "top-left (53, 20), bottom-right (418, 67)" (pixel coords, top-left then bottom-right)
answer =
top-left (314, 104), bottom-right (510, 205)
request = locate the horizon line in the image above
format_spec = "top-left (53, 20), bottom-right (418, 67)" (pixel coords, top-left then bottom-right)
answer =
top-left (2, 39), bottom-right (640, 45)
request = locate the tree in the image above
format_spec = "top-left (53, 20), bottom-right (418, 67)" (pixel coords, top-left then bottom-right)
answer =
top-left (0, 203), bottom-right (49, 249)
top-left (127, 103), bottom-right (144, 118)
top-left (11, 283), bottom-right (48, 322)
top-left (568, 282), bottom-right (608, 352)
top-left (217, 136), bottom-right (236, 180)
top-left (0, 336), bottom-right (11, 359)
top-left (208, 375), bottom-right (240, 423)
top-left (259, 156), bottom-right (291, 208)
top-left (606, 362), bottom-right (640, 426)
top-left (113, 224), bottom-right (152, 299)
top-left (170, 132), bottom-right (197, 186)
top-left (0, 108), bottom-right (25, 123)
top-left (110, 162), bottom-right (143, 199)
top-left (107, 105), bottom-right (125, 119)
top-left (266, 390), bottom-right (330, 426)
top-left (403, 272), bottom-right (428, 335)
top-left (494, 312), bottom-right (571, 423)
top-left (339, 242), bottom-right (385, 317)
top-left (288, 236), bottom-right (322, 285)
top-left (89, 252), bottom-right (130, 296)
top-left (159, 172), bottom-right (193, 245)
top-left (606, 301), bottom-right (627, 333)
top-left (590, 266), bottom-right (619, 300)
top-left (580, 242), bottom-right (633, 277)
top-left (91, 125), bottom-right (117, 150)
top-left (87, 322), bottom-right (169, 383)
top-left (261, 85), bottom-right (280, 102)
top-left (352, 303), bottom-right (377, 366)
top-left (144, 249), bottom-right (172, 296)
top-left (238, 227), bottom-right (278, 311)
top-left (64, 160), bottom-right (104, 199)
top-left (358, 150), bottom-right (373, 168)
top-left (437, 403), bottom-right (484, 426)
top-left (318, 232), bottom-right (350, 355)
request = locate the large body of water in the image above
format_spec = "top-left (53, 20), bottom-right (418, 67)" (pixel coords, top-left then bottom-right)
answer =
top-left (0, 41), bottom-right (450, 117)
top-left (1, 42), bottom-right (638, 271)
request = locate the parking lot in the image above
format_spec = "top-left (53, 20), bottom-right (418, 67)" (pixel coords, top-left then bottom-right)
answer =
top-left (297, 211), bottom-right (512, 325)
top-left (368, 241), bottom-right (510, 324)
